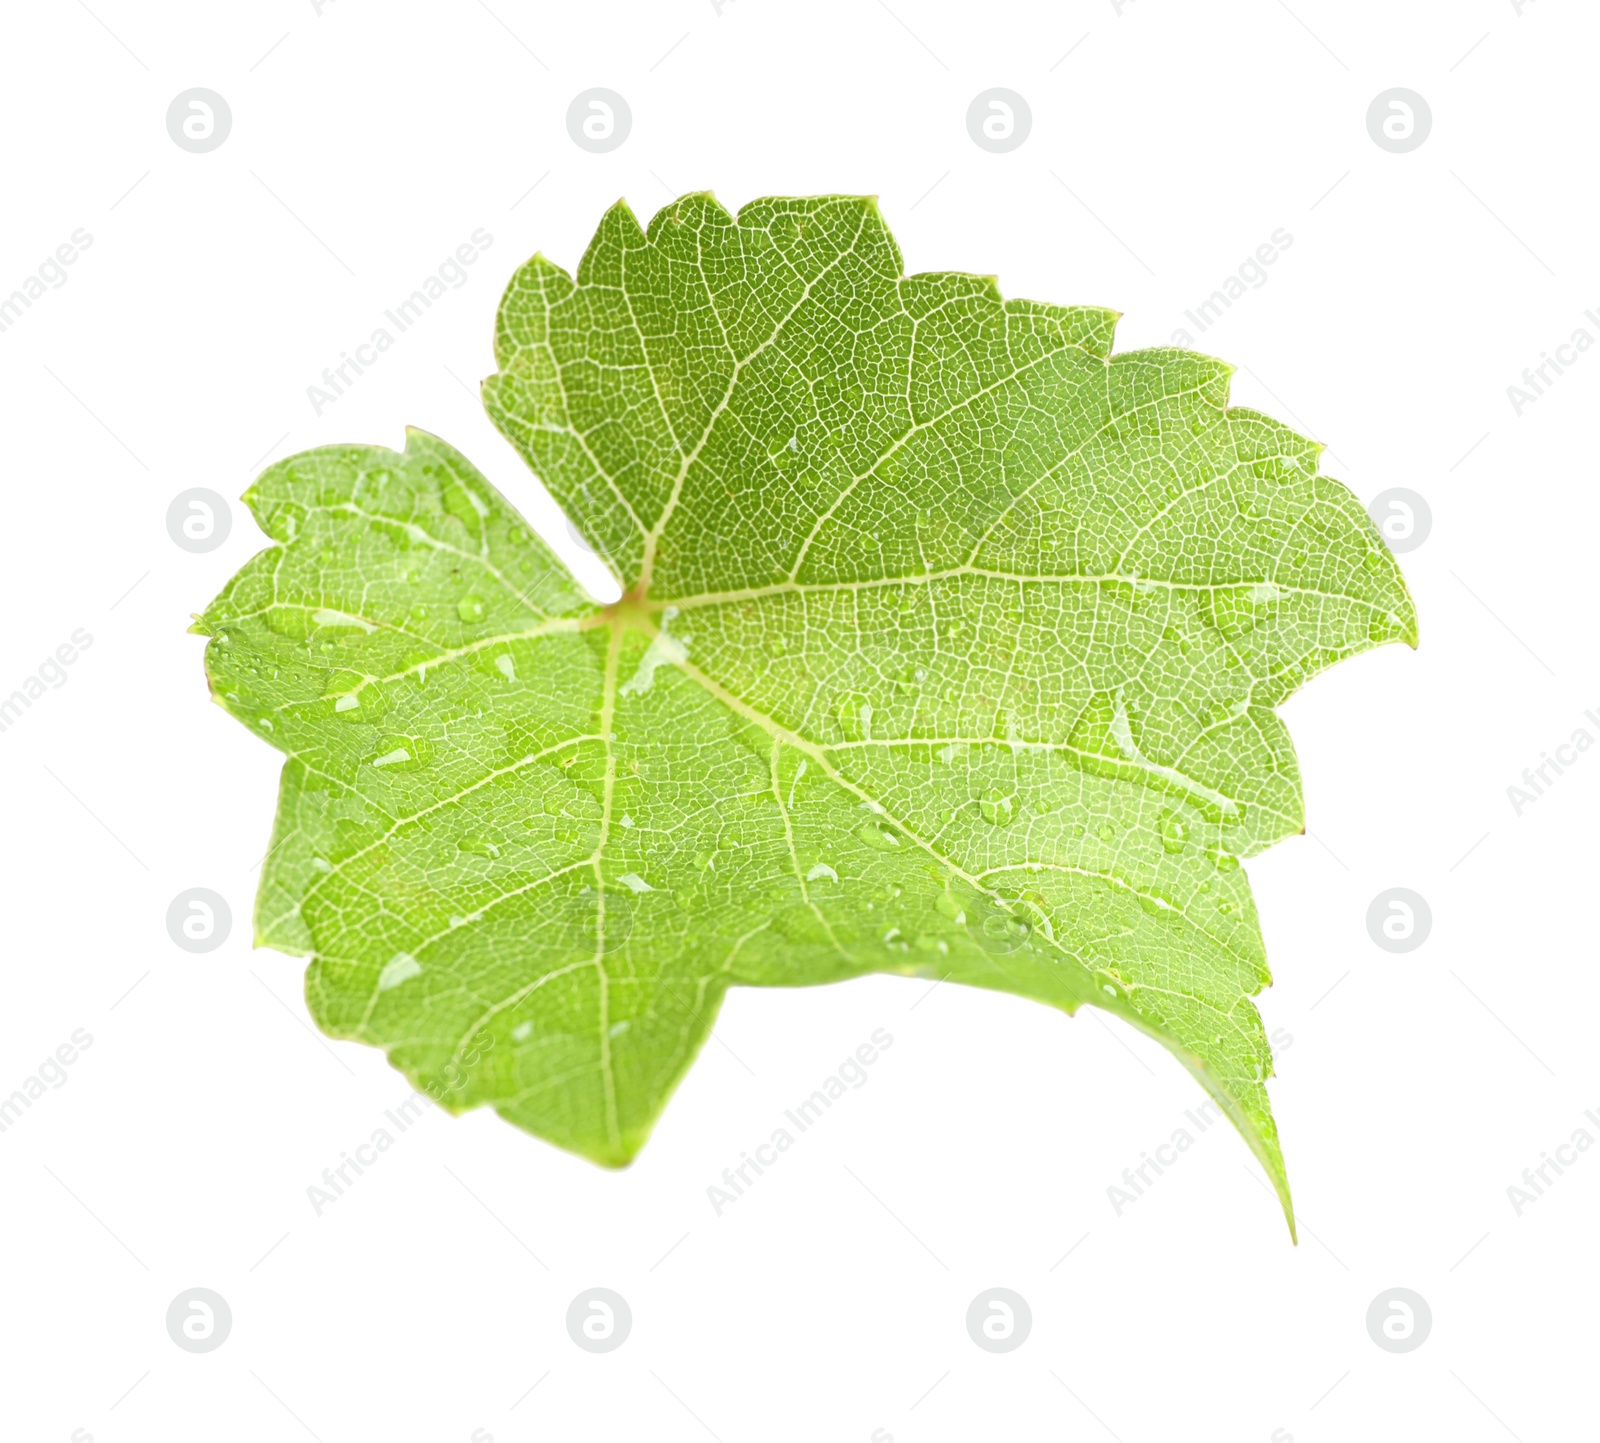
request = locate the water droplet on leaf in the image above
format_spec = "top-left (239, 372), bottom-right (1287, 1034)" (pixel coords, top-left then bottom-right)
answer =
top-left (1093, 967), bottom-right (1128, 1000)
top-left (836, 693), bottom-right (872, 742)
top-left (979, 791), bottom-right (1015, 826)
top-left (855, 819), bottom-right (902, 851)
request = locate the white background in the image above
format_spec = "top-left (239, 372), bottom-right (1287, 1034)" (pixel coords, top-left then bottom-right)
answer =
top-left (1, 1), bottom-right (1593, 1439)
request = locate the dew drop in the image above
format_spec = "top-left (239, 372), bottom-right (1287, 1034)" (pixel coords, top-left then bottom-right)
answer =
top-left (1158, 809), bottom-right (1188, 854)
top-left (457, 834), bottom-right (501, 859)
top-left (457, 594), bottom-right (487, 623)
top-left (1093, 967), bottom-right (1127, 1000)
top-left (895, 663), bottom-right (928, 697)
top-left (312, 607), bottom-right (375, 633)
top-left (974, 902), bottom-right (1031, 950)
top-left (855, 819), bottom-right (902, 852)
top-left (979, 791), bottom-right (1015, 827)
top-left (369, 734), bottom-right (433, 771)
top-left (836, 693), bottom-right (872, 742)
top-left (377, 952), bottom-right (422, 991)
top-left (324, 672), bottom-right (389, 722)
top-left (934, 891), bottom-right (966, 924)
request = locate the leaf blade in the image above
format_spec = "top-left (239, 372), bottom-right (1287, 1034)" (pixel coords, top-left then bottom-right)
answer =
top-left (203, 195), bottom-right (1415, 1234)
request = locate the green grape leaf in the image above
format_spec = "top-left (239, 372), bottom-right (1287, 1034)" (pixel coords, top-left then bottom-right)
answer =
top-left (199, 194), bottom-right (1414, 1235)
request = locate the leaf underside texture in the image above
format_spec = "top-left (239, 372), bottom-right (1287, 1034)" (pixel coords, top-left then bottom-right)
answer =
top-left (201, 194), bottom-right (1416, 1236)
